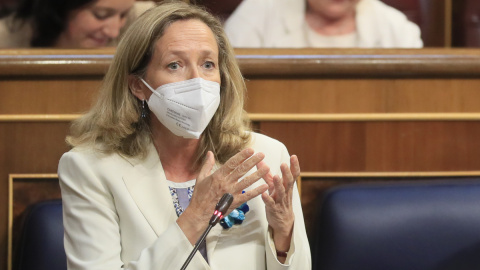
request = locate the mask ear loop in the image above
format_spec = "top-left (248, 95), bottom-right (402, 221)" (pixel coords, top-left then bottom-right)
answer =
top-left (136, 78), bottom-right (152, 120)
top-left (139, 78), bottom-right (156, 92)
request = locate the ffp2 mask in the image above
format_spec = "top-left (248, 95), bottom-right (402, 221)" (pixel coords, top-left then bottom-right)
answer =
top-left (140, 77), bottom-right (221, 139)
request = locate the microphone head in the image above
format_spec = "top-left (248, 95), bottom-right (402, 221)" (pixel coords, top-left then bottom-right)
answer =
top-left (216, 193), bottom-right (234, 213)
top-left (210, 193), bottom-right (234, 226)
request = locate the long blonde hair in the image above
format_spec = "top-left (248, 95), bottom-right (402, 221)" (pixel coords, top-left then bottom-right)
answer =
top-left (67, 1), bottom-right (251, 168)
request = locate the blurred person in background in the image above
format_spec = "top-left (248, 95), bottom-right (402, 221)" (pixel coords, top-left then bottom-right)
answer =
top-left (0, 0), bottom-right (155, 48)
top-left (224, 0), bottom-right (423, 48)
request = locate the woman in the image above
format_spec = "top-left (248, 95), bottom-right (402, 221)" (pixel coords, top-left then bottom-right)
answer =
top-left (58, 1), bottom-right (311, 269)
top-left (0, 0), bottom-right (154, 48)
top-left (224, 0), bottom-right (423, 48)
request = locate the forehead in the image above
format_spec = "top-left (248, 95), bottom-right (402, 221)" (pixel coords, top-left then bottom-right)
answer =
top-left (91, 0), bottom-right (135, 10)
top-left (310, 0), bottom-right (358, 4)
top-left (154, 19), bottom-right (219, 56)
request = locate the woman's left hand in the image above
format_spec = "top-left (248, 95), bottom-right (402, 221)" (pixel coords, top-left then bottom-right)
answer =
top-left (259, 155), bottom-right (300, 256)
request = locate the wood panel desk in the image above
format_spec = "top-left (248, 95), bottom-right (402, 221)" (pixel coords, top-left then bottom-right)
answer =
top-left (1, 48), bottom-right (480, 269)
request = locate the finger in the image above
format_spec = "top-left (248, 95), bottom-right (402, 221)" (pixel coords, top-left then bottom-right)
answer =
top-left (236, 164), bottom-right (269, 192)
top-left (228, 184), bottom-right (268, 212)
top-left (281, 162), bottom-right (295, 192)
top-left (290, 155), bottom-right (301, 180)
top-left (273, 174), bottom-right (286, 203)
top-left (239, 184), bottom-right (269, 203)
top-left (257, 161), bottom-right (275, 193)
top-left (228, 152), bottom-right (265, 181)
top-left (198, 151), bottom-right (215, 181)
top-left (217, 148), bottom-right (255, 177)
top-left (261, 191), bottom-right (275, 208)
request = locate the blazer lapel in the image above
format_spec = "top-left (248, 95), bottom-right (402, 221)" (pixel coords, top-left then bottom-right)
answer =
top-left (205, 220), bottom-right (223, 258)
top-left (122, 143), bottom-right (176, 237)
top-left (193, 163), bottom-right (221, 259)
top-left (122, 144), bottom-right (223, 265)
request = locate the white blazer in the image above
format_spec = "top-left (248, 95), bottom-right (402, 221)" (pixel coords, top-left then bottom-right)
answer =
top-left (224, 0), bottom-right (423, 48)
top-left (58, 132), bottom-right (311, 269)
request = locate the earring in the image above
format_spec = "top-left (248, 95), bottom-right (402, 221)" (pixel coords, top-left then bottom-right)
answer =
top-left (141, 99), bottom-right (148, 119)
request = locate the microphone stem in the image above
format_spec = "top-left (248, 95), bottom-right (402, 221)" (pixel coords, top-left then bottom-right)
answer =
top-left (180, 224), bottom-right (213, 270)
top-left (180, 193), bottom-right (232, 270)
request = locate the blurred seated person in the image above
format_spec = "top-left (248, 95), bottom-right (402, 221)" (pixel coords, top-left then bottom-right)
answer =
top-left (224, 0), bottom-right (423, 48)
top-left (0, 0), bottom-right (155, 48)
top-left (57, 1), bottom-right (311, 269)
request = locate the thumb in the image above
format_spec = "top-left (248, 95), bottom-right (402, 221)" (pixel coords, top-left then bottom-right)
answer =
top-left (198, 151), bottom-right (215, 181)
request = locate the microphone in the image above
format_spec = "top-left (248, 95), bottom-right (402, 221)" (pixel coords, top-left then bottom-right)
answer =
top-left (180, 193), bottom-right (234, 270)
top-left (209, 193), bottom-right (234, 226)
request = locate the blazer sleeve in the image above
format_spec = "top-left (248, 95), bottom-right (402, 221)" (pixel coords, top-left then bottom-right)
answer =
top-left (263, 143), bottom-right (312, 269)
top-left (58, 151), bottom-right (208, 270)
top-left (374, 0), bottom-right (424, 48)
top-left (398, 19), bottom-right (423, 48)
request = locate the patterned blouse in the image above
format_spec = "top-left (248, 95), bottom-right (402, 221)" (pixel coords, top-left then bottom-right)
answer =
top-left (166, 179), bottom-right (208, 262)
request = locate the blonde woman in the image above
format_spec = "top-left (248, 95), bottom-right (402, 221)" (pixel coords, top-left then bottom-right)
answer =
top-left (58, 1), bottom-right (311, 269)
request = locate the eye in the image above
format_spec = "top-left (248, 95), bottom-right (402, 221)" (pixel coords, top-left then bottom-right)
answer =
top-left (93, 12), bottom-right (108, 20)
top-left (203, 61), bottom-right (215, 69)
top-left (120, 11), bottom-right (129, 19)
top-left (167, 62), bottom-right (180, 70)
top-left (92, 10), bottom-right (112, 20)
top-left (92, 8), bottom-right (117, 20)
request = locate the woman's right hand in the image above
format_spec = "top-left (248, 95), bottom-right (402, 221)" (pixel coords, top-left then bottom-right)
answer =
top-left (177, 148), bottom-right (269, 244)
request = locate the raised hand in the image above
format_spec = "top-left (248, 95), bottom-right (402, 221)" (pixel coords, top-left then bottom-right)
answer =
top-left (177, 148), bottom-right (269, 243)
top-left (259, 155), bottom-right (300, 257)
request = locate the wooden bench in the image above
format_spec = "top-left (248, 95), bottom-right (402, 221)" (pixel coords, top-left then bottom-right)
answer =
top-left (2, 48), bottom-right (480, 269)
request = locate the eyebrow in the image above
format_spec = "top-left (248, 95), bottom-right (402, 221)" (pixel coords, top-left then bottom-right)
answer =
top-left (164, 49), bottom-right (218, 57)
top-left (93, 5), bottom-right (132, 14)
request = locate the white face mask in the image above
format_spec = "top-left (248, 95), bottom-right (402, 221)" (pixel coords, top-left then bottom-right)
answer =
top-left (140, 77), bottom-right (221, 139)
